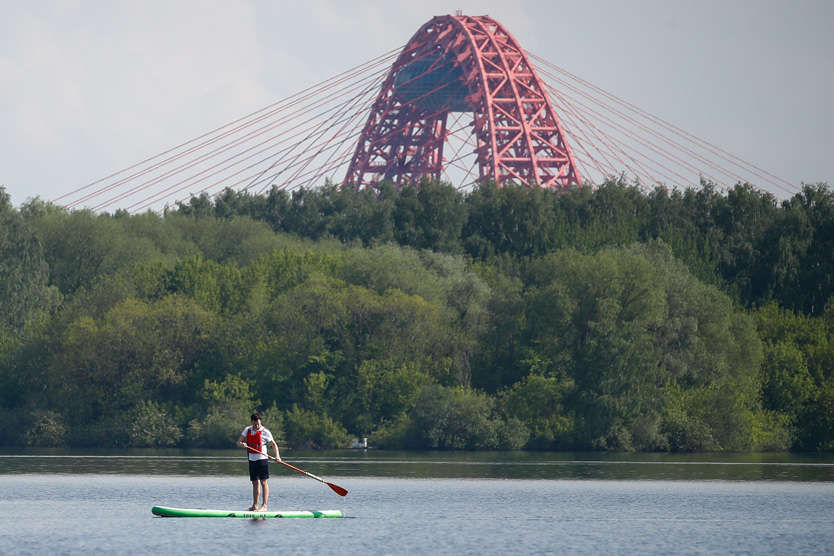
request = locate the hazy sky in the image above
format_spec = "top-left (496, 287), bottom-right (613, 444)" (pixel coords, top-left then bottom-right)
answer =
top-left (1, 0), bottom-right (832, 209)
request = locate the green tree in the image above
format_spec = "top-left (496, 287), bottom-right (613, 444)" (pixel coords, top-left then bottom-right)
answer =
top-left (502, 373), bottom-right (573, 449)
top-left (796, 380), bottom-right (834, 451)
top-left (395, 385), bottom-right (511, 450)
top-left (754, 302), bottom-right (834, 449)
top-left (782, 183), bottom-right (834, 315)
top-left (463, 181), bottom-right (556, 259)
top-left (27, 208), bottom-right (117, 294)
top-left (283, 404), bottom-right (348, 449)
top-left (42, 296), bottom-right (219, 444)
top-left (356, 359), bottom-right (431, 432)
top-left (328, 183), bottom-right (396, 245)
top-left (128, 400), bottom-right (183, 447)
top-left (394, 180), bottom-right (466, 253)
top-left (0, 189), bottom-right (59, 332)
top-left (710, 183), bottom-right (780, 305)
top-left (470, 260), bottom-right (527, 391)
top-left (524, 242), bottom-right (764, 451)
top-left (165, 213), bottom-right (285, 265)
top-left (188, 374), bottom-right (260, 447)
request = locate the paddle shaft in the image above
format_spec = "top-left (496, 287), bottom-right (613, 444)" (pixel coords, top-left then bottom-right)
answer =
top-left (244, 445), bottom-right (348, 497)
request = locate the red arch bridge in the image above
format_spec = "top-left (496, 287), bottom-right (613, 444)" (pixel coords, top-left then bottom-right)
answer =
top-left (57, 14), bottom-right (800, 213)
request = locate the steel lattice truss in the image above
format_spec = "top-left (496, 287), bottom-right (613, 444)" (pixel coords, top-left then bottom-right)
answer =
top-left (345, 14), bottom-right (582, 190)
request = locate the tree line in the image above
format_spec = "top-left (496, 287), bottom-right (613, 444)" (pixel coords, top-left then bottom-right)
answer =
top-left (1, 179), bottom-right (832, 452)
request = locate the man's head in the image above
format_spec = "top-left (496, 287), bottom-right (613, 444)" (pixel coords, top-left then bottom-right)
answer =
top-left (250, 412), bottom-right (262, 428)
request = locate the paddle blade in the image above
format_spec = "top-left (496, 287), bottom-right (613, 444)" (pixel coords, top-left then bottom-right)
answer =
top-left (326, 482), bottom-right (348, 497)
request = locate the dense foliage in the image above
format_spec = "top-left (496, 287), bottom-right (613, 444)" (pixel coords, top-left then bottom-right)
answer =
top-left (1, 179), bottom-right (833, 452)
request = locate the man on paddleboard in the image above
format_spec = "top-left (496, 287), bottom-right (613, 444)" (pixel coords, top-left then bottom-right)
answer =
top-left (236, 412), bottom-right (281, 511)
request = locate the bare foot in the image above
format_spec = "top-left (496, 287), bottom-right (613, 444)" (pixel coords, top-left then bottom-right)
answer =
top-left (248, 505), bottom-right (258, 511)
top-left (257, 505), bottom-right (267, 512)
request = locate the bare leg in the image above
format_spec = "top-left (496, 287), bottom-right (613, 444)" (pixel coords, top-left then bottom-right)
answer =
top-left (259, 480), bottom-right (269, 511)
top-left (249, 481), bottom-right (260, 511)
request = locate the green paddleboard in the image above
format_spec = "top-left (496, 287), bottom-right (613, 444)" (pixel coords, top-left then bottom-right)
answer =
top-left (152, 506), bottom-right (343, 518)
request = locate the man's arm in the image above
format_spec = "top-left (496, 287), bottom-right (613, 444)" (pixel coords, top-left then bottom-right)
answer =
top-left (270, 439), bottom-right (281, 461)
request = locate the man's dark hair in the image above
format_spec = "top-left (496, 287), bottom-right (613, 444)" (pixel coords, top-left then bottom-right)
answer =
top-left (250, 413), bottom-right (261, 421)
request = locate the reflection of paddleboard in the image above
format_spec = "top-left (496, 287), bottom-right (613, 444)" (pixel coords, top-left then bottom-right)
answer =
top-left (151, 506), bottom-right (343, 518)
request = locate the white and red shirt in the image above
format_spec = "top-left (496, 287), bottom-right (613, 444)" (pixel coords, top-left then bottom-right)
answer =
top-left (242, 426), bottom-right (274, 461)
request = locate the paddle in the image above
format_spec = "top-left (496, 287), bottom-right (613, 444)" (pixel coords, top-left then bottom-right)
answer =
top-left (244, 446), bottom-right (348, 497)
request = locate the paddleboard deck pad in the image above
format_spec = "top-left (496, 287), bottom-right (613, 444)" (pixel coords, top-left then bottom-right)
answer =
top-left (152, 506), bottom-right (343, 518)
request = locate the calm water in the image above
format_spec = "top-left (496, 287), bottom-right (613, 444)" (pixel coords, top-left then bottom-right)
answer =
top-left (1, 450), bottom-right (833, 555)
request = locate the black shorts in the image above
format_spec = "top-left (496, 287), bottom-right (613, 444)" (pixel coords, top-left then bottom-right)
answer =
top-left (249, 459), bottom-right (269, 482)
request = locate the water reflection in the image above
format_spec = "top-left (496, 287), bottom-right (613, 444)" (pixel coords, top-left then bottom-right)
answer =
top-left (1, 448), bottom-right (832, 481)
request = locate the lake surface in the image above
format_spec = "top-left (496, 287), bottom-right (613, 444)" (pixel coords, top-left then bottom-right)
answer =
top-left (1, 449), bottom-right (833, 555)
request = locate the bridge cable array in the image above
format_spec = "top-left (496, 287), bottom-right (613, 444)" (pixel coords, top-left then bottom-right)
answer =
top-left (54, 47), bottom-right (801, 214)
